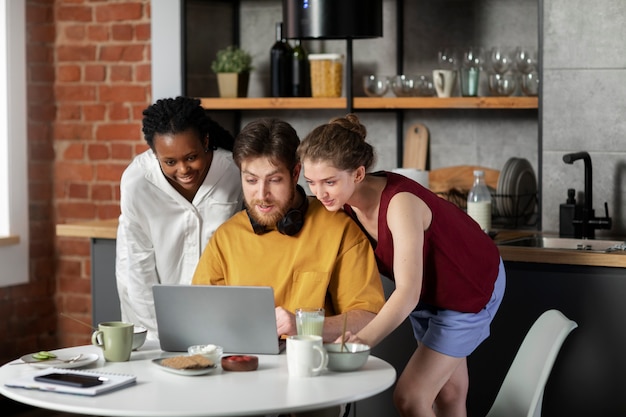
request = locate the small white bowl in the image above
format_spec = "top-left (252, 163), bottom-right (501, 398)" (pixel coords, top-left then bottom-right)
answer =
top-left (132, 326), bottom-right (147, 350)
top-left (324, 342), bottom-right (370, 372)
top-left (188, 344), bottom-right (223, 364)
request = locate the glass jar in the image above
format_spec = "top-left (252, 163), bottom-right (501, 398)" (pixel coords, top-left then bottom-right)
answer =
top-left (308, 53), bottom-right (343, 98)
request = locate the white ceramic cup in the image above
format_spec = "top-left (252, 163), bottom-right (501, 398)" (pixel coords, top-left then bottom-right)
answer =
top-left (433, 69), bottom-right (457, 98)
top-left (287, 335), bottom-right (328, 377)
top-left (391, 168), bottom-right (429, 188)
top-left (295, 307), bottom-right (324, 337)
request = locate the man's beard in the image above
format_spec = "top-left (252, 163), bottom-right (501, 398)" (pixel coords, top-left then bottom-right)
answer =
top-left (246, 187), bottom-right (295, 227)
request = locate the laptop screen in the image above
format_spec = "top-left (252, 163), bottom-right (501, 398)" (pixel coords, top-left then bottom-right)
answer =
top-left (153, 284), bottom-right (284, 354)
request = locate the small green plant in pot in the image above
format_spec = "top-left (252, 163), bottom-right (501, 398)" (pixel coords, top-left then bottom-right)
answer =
top-left (211, 45), bottom-right (253, 98)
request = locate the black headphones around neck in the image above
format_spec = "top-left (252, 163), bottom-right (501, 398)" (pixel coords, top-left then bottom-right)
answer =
top-left (247, 185), bottom-right (309, 236)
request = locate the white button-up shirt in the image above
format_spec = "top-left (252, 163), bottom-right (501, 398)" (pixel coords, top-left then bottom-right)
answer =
top-left (116, 148), bottom-right (242, 340)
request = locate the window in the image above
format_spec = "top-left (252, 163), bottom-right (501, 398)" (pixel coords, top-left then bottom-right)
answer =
top-left (0, 0), bottom-right (29, 286)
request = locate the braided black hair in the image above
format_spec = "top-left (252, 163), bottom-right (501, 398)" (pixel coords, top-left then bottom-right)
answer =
top-left (141, 96), bottom-right (234, 151)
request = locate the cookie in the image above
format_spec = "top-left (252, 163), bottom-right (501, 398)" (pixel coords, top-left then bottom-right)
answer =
top-left (161, 354), bottom-right (214, 370)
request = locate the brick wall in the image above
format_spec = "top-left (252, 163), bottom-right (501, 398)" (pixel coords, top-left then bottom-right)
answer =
top-left (53, 0), bottom-right (151, 347)
top-left (1, 0), bottom-right (152, 366)
top-left (0, 0), bottom-right (152, 365)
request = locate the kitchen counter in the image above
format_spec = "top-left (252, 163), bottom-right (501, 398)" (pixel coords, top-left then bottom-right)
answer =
top-left (494, 230), bottom-right (626, 268)
top-left (56, 220), bottom-right (626, 268)
top-left (56, 219), bottom-right (118, 239)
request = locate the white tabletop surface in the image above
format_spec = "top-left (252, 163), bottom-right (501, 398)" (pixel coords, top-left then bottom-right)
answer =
top-left (0, 342), bottom-right (396, 417)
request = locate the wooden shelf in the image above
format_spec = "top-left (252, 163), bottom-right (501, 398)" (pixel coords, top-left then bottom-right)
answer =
top-left (354, 96), bottom-right (539, 109)
top-left (199, 96), bottom-right (538, 110)
top-left (56, 219), bottom-right (118, 239)
top-left (0, 235), bottom-right (19, 247)
top-left (199, 97), bottom-right (346, 110)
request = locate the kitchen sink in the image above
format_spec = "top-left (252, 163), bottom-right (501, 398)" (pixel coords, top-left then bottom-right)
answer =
top-left (497, 236), bottom-right (626, 252)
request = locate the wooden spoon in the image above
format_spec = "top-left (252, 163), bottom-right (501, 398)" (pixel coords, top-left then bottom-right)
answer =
top-left (340, 313), bottom-right (348, 352)
top-left (61, 312), bottom-right (96, 331)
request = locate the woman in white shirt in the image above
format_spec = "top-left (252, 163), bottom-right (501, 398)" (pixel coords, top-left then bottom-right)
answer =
top-left (116, 97), bottom-right (242, 340)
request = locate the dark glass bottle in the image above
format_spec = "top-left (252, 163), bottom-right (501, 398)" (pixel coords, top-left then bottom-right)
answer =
top-left (291, 39), bottom-right (310, 97)
top-left (270, 22), bottom-right (292, 97)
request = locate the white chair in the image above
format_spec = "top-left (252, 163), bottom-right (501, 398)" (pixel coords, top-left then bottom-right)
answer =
top-left (485, 309), bottom-right (578, 417)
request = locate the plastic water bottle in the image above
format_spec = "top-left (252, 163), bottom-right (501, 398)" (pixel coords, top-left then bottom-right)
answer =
top-left (467, 170), bottom-right (492, 232)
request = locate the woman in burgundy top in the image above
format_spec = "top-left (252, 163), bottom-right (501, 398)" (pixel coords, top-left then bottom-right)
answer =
top-left (298, 114), bottom-right (505, 417)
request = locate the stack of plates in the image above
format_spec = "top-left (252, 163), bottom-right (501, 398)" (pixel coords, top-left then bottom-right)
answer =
top-left (496, 157), bottom-right (537, 219)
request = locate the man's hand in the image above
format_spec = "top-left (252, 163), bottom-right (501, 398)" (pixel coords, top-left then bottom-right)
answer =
top-left (275, 306), bottom-right (297, 337)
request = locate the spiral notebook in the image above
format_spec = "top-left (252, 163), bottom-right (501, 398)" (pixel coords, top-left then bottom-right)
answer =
top-left (5, 367), bottom-right (136, 396)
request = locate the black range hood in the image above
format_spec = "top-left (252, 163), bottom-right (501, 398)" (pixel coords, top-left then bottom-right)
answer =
top-left (283, 0), bottom-right (383, 39)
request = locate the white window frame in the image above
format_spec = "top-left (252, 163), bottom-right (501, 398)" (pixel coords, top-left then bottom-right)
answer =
top-left (151, 0), bottom-right (183, 100)
top-left (0, 0), bottom-right (29, 286)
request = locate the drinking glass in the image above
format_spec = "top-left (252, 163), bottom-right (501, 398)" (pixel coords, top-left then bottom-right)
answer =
top-left (489, 47), bottom-right (513, 74)
top-left (390, 75), bottom-right (418, 97)
top-left (515, 47), bottom-right (538, 74)
top-left (414, 74), bottom-right (435, 96)
top-left (460, 47), bottom-right (483, 97)
top-left (438, 48), bottom-right (458, 70)
top-left (462, 47), bottom-right (483, 69)
top-left (520, 70), bottom-right (539, 96)
top-left (363, 75), bottom-right (389, 97)
top-left (488, 72), bottom-right (517, 96)
top-left (295, 308), bottom-right (324, 337)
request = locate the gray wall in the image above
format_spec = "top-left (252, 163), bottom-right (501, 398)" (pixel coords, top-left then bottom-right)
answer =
top-left (541, 0), bottom-right (626, 236)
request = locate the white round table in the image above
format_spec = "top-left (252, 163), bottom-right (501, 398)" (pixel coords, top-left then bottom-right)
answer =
top-left (0, 342), bottom-right (396, 417)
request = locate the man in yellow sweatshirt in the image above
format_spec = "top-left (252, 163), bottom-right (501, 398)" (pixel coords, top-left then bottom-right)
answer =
top-left (192, 118), bottom-right (385, 343)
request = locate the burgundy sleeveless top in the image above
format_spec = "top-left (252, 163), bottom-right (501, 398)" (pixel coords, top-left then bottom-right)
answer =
top-left (344, 171), bottom-right (500, 313)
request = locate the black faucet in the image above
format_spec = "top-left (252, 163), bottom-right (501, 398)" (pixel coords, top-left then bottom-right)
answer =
top-left (562, 151), bottom-right (612, 239)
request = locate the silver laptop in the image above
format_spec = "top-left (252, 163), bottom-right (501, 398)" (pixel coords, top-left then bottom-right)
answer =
top-left (153, 284), bottom-right (284, 354)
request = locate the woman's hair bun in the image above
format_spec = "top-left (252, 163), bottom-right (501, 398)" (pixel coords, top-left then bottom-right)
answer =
top-left (330, 113), bottom-right (367, 141)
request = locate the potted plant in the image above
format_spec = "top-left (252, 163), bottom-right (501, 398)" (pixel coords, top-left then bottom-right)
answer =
top-left (211, 45), bottom-right (253, 98)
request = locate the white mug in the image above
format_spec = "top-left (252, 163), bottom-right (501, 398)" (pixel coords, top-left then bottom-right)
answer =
top-left (287, 335), bottom-right (328, 377)
top-left (433, 69), bottom-right (457, 98)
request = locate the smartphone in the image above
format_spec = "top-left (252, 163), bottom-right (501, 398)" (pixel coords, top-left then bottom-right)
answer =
top-left (34, 372), bottom-right (104, 388)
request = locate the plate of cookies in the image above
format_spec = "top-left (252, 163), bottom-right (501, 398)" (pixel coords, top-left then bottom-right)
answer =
top-left (152, 354), bottom-right (217, 376)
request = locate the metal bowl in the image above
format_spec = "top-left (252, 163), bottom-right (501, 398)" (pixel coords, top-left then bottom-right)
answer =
top-left (132, 326), bottom-right (147, 350)
top-left (324, 342), bottom-right (370, 372)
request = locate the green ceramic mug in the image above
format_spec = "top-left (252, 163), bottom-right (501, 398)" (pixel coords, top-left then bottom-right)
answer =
top-left (91, 321), bottom-right (133, 362)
